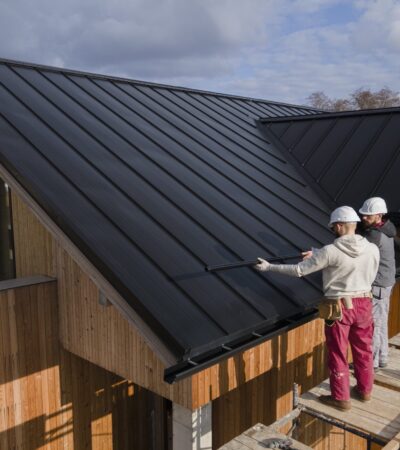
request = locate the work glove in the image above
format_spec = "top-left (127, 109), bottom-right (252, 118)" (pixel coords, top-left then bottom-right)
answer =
top-left (254, 257), bottom-right (270, 271)
top-left (302, 250), bottom-right (313, 260)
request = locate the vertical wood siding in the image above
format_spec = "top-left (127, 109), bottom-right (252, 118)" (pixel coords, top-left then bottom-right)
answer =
top-left (11, 191), bottom-right (192, 409)
top-left (0, 281), bottom-right (171, 449)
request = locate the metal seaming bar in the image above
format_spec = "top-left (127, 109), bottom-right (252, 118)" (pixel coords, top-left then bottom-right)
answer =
top-left (205, 254), bottom-right (301, 272)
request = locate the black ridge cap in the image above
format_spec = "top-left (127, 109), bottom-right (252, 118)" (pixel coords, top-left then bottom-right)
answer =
top-left (165, 308), bottom-right (318, 383)
top-left (259, 107), bottom-right (400, 123)
top-left (0, 57), bottom-right (320, 111)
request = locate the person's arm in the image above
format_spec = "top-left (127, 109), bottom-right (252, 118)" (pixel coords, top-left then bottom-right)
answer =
top-left (365, 229), bottom-right (382, 249)
top-left (255, 247), bottom-right (330, 277)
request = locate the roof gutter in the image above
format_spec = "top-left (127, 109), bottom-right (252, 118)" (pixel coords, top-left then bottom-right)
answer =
top-left (164, 308), bottom-right (318, 384)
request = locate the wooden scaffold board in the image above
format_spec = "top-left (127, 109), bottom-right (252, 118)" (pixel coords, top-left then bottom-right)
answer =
top-left (299, 378), bottom-right (400, 442)
top-left (299, 333), bottom-right (400, 447)
top-left (374, 347), bottom-right (400, 392)
top-left (390, 333), bottom-right (400, 349)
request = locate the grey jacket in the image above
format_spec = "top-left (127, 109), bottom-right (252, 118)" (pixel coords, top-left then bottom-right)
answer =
top-left (363, 220), bottom-right (396, 288)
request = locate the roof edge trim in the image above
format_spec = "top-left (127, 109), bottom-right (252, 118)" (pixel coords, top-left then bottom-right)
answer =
top-left (0, 57), bottom-right (319, 110)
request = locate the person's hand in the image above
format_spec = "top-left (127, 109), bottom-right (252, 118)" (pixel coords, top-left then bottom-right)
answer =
top-left (254, 258), bottom-right (270, 271)
top-left (302, 250), bottom-right (313, 260)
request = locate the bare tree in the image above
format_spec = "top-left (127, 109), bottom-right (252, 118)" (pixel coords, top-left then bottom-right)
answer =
top-left (331, 98), bottom-right (352, 112)
top-left (306, 87), bottom-right (400, 111)
top-left (306, 91), bottom-right (333, 110)
top-left (351, 87), bottom-right (400, 109)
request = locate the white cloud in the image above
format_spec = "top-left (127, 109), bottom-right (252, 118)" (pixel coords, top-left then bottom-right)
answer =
top-left (0, 0), bottom-right (399, 104)
top-left (351, 0), bottom-right (400, 51)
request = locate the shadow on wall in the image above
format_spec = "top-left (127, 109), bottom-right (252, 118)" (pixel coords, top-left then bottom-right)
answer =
top-left (0, 281), bottom-right (172, 450)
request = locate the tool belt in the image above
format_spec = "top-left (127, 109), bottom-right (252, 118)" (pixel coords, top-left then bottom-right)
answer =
top-left (318, 292), bottom-right (372, 323)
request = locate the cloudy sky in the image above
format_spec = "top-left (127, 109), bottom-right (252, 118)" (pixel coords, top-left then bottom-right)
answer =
top-left (0, 0), bottom-right (399, 104)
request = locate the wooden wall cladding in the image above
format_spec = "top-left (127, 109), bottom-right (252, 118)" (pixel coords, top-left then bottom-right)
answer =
top-left (11, 191), bottom-right (191, 409)
top-left (0, 280), bottom-right (171, 450)
top-left (11, 191), bottom-right (56, 278)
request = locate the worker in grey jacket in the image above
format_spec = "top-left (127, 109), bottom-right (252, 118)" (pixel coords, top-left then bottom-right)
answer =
top-left (359, 197), bottom-right (396, 370)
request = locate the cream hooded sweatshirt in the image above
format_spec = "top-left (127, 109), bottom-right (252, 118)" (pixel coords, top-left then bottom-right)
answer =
top-left (268, 235), bottom-right (379, 298)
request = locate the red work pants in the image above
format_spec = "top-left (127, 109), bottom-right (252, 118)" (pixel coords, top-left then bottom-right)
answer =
top-left (325, 297), bottom-right (374, 401)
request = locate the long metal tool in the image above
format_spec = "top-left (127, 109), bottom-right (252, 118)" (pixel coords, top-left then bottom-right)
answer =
top-left (205, 253), bottom-right (302, 272)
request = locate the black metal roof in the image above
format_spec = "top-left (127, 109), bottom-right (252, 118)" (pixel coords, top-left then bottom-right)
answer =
top-left (261, 108), bottom-right (400, 211)
top-left (0, 58), bottom-right (333, 382)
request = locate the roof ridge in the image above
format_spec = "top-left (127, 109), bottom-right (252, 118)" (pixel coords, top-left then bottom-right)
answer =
top-left (260, 107), bottom-right (400, 123)
top-left (0, 56), bottom-right (318, 111)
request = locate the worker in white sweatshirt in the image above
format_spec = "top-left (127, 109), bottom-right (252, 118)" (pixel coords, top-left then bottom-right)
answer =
top-left (254, 206), bottom-right (379, 411)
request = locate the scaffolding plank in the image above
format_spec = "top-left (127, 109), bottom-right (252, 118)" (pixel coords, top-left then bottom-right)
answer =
top-left (382, 442), bottom-right (400, 450)
top-left (299, 379), bottom-right (400, 441)
top-left (374, 347), bottom-right (400, 392)
top-left (390, 334), bottom-right (400, 349)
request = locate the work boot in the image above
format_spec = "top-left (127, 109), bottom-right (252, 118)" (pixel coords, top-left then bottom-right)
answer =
top-left (351, 386), bottom-right (371, 402)
top-left (319, 395), bottom-right (351, 411)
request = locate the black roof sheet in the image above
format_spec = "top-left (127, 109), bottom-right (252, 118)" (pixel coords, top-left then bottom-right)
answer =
top-left (262, 109), bottom-right (400, 211)
top-left (0, 59), bottom-right (332, 382)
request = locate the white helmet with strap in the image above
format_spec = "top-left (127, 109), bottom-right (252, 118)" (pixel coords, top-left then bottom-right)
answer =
top-left (329, 206), bottom-right (360, 226)
top-left (359, 197), bottom-right (387, 215)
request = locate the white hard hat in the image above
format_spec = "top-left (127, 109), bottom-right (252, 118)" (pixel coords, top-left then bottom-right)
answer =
top-left (329, 206), bottom-right (360, 226)
top-left (359, 197), bottom-right (387, 215)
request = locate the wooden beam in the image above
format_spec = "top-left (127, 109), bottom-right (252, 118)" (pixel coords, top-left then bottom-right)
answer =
top-left (0, 275), bottom-right (55, 291)
top-left (0, 163), bottom-right (176, 367)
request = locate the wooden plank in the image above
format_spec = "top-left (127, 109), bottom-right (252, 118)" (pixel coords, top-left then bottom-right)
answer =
top-left (382, 440), bottom-right (400, 450)
top-left (219, 439), bottom-right (252, 450)
top-left (374, 347), bottom-right (400, 391)
top-left (390, 334), bottom-right (400, 349)
top-left (299, 378), bottom-right (400, 441)
top-left (0, 276), bottom-right (55, 291)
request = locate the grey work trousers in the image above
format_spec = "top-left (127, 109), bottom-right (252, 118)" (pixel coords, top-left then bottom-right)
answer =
top-left (372, 285), bottom-right (394, 368)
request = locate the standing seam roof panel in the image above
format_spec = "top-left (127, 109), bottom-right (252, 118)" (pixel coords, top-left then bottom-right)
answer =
top-left (0, 59), bottom-right (333, 380)
top-left (263, 109), bottom-right (400, 211)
